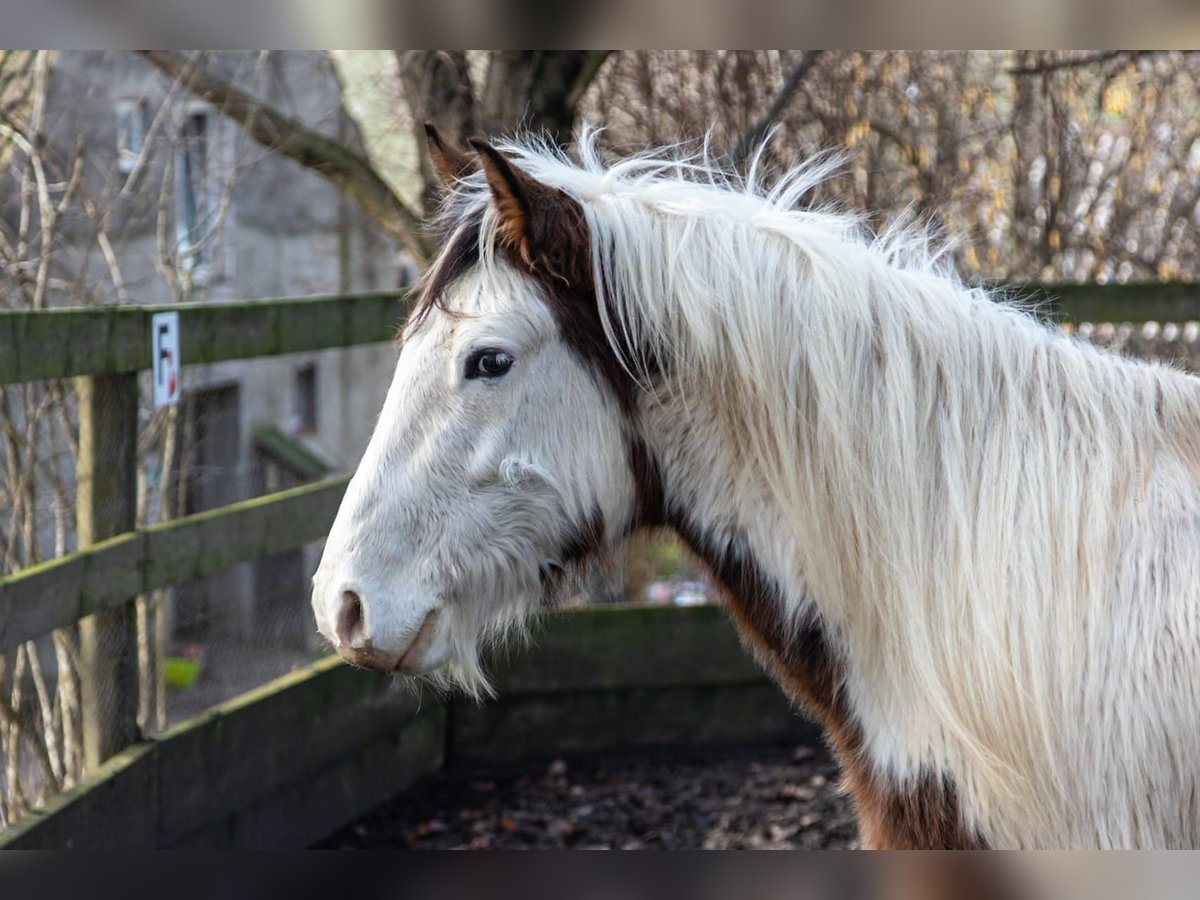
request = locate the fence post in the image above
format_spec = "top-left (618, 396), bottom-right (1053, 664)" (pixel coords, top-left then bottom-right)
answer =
top-left (76, 372), bottom-right (140, 769)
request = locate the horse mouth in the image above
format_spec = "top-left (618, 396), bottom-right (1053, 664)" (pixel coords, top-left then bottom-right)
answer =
top-left (395, 608), bottom-right (442, 673)
top-left (336, 641), bottom-right (399, 672)
top-left (333, 608), bottom-right (442, 674)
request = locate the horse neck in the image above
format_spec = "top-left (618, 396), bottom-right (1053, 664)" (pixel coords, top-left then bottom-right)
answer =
top-left (632, 260), bottom-right (1200, 847)
top-left (637, 370), bottom-right (995, 849)
top-left (637, 376), bottom-right (836, 698)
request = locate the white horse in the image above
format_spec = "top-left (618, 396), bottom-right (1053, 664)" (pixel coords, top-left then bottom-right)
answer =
top-left (312, 127), bottom-right (1200, 849)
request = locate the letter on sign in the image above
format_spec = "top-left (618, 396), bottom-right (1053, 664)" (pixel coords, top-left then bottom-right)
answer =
top-left (152, 311), bottom-right (181, 408)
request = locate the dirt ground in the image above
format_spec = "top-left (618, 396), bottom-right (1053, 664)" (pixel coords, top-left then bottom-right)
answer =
top-left (317, 743), bottom-right (858, 849)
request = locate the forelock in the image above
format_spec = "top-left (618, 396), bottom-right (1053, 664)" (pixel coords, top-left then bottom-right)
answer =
top-left (408, 165), bottom-right (641, 415)
top-left (407, 192), bottom-right (489, 334)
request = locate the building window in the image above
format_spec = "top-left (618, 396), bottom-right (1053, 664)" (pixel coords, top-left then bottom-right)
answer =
top-left (175, 108), bottom-right (210, 279)
top-left (292, 364), bottom-right (317, 433)
top-left (115, 98), bottom-right (146, 173)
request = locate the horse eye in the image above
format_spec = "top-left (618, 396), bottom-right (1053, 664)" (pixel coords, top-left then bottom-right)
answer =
top-left (466, 349), bottom-right (514, 380)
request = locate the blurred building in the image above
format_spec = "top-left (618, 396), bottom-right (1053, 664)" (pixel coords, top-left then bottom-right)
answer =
top-left (37, 51), bottom-right (404, 658)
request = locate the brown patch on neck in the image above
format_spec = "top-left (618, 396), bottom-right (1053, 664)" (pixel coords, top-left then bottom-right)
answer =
top-left (539, 507), bottom-right (607, 602)
top-left (671, 517), bottom-right (986, 850)
top-left (559, 507), bottom-right (605, 568)
top-left (625, 437), bottom-right (666, 531)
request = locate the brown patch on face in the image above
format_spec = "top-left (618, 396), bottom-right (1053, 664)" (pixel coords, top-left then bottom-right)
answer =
top-left (672, 519), bottom-right (986, 850)
top-left (468, 140), bottom-right (643, 415)
top-left (404, 206), bottom-right (483, 342)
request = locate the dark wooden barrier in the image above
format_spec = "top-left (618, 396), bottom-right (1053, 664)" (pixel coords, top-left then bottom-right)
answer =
top-left (0, 605), bottom-right (817, 849)
top-left (0, 657), bottom-right (444, 849)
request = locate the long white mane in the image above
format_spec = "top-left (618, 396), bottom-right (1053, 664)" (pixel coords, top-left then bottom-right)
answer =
top-left (451, 132), bottom-right (1200, 847)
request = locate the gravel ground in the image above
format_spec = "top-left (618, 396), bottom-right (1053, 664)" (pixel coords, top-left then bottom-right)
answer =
top-left (317, 743), bottom-right (858, 849)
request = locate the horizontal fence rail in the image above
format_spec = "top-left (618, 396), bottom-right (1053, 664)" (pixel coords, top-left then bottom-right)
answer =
top-left (0, 290), bottom-right (410, 384)
top-left (0, 477), bottom-right (349, 655)
top-left (3, 284), bottom-right (1200, 385)
top-left (1018, 281), bottom-right (1200, 324)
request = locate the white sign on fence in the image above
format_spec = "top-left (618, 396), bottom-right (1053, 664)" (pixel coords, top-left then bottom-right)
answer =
top-left (151, 311), bottom-right (181, 408)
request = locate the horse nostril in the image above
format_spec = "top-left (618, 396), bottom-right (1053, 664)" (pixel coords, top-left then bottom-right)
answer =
top-left (337, 589), bottom-right (366, 647)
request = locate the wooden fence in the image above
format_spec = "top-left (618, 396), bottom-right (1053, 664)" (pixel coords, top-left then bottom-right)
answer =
top-left (1, 291), bottom-right (408, 768)
top-left (1, 281), bottom-right (1199, 847)
top-left (0, 604), bottom-right (818, 849)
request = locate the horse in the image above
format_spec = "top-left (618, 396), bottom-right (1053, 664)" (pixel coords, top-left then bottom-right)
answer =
top-left (311, 126), bottom-right (1200, 849)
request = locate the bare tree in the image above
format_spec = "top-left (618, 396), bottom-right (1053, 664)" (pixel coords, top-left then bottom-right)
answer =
top-left (139, 51), bottom-right (614, 265)
top-left (0, 49), bottom-right (254, 824)
top-left (1, 50), bottom-right (89, 824)
top-left (588, 51), bottom-right (1200, 285)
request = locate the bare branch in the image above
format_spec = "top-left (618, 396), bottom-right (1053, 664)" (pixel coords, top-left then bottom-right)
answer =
top-left (563, 51), bottom-right (614, 113)
top-left (733, 51), bottom-right (824, 166)
top-left (1008, 50), bottom-right (1134, 76)
top-left (139, 50), bottom-right (429, 263)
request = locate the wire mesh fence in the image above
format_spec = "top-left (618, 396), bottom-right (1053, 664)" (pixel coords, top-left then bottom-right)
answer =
top-left (150, 540), bottom-right (330, 729)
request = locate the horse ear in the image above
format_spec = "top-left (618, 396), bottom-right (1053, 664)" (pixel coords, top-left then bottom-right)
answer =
top-left (424, 123), bottom-right (476, 188)
top-left (469, 138), bottom-right (560, 270)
